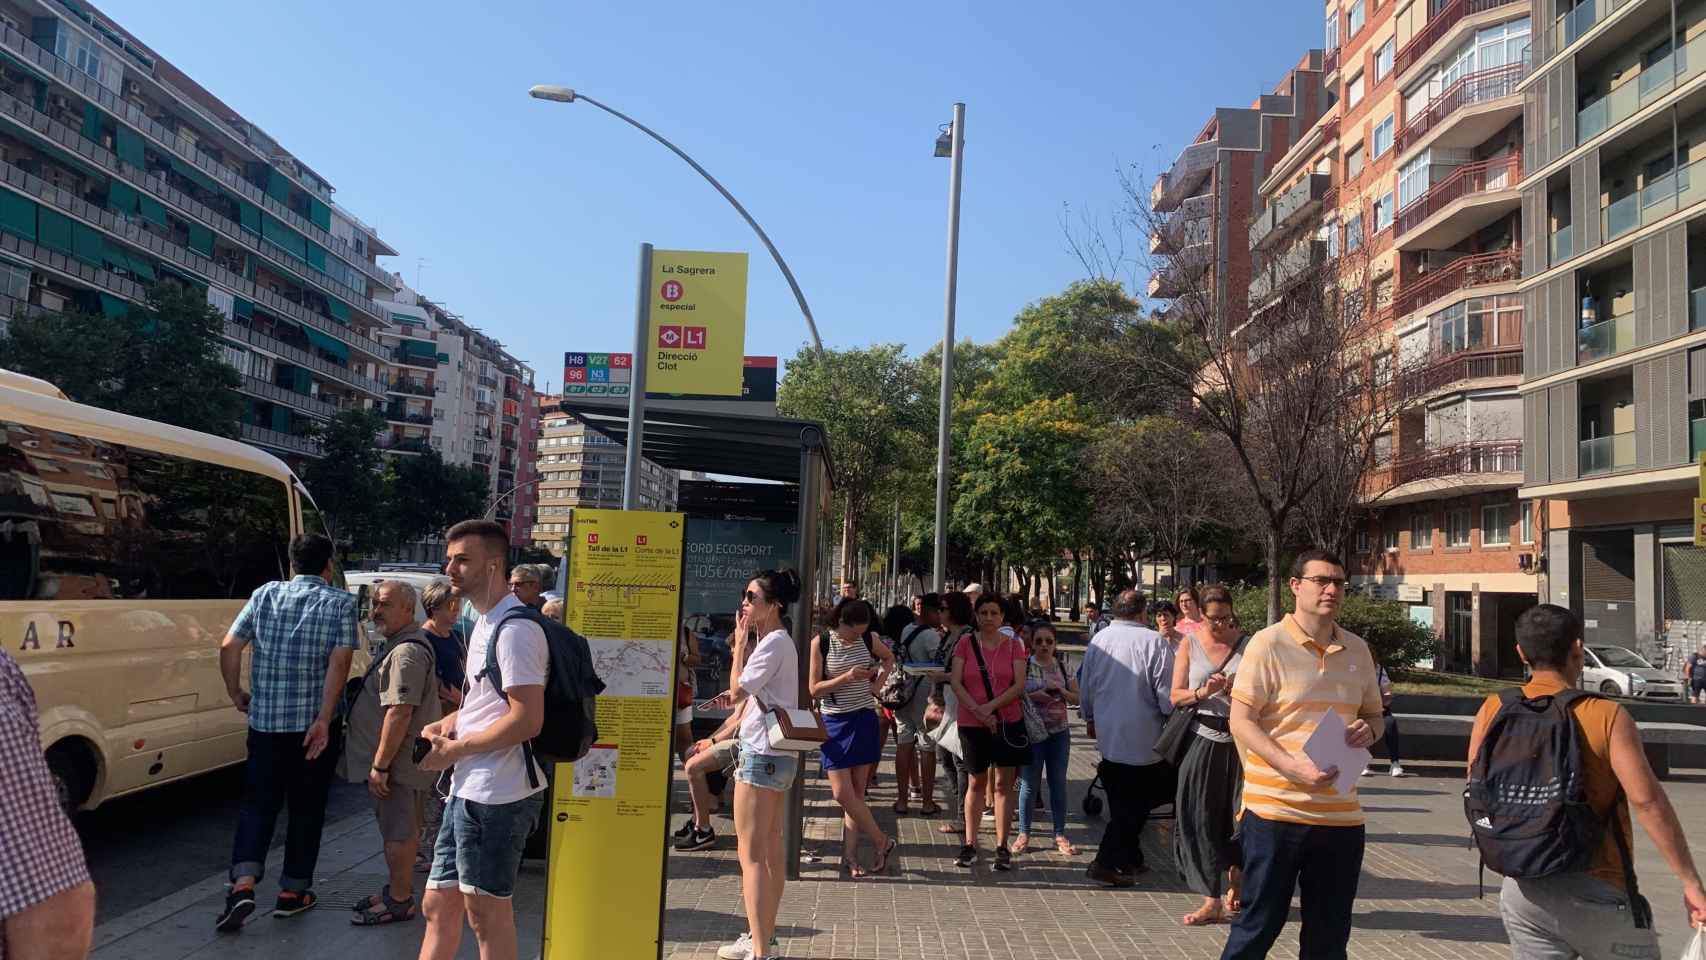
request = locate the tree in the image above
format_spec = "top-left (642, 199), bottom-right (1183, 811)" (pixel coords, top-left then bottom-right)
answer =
top-left (0, 281), bottom-right (242, 436)
top-left (777, 344), bottom-right (931, 585)
top-left (384, 449), bottom-right (488, 552)
top-left (300, 409), bottom-right (389, 559)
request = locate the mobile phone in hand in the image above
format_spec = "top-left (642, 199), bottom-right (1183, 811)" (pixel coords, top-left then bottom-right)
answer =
top-left (412, 736), bottom-right (432, 764)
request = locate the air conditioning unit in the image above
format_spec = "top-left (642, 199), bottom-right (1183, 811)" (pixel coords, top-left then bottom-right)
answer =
top-left (47, 94), bottom-right (67, 112)
top-left (122, 79), bottom-right (142, 98)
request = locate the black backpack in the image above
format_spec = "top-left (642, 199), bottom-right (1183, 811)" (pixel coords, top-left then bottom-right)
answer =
top-left (1463, 687), bottom-right (1649, 926)
top-left (477, 606), bottom-right (606, 788)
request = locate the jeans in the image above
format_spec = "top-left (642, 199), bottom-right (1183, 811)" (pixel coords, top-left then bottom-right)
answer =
top-left (1220, 812), bottom-right (1365, 960)
top-left (426, 793), bottom-right (545, 899)
top-left (1018, 729), bottom-right (1070, 836)
top-left (1381, 710), bottom-right (1402, 763)
top-left (1093, 758), bottom-right (1175, 872)
top-left (938, 745), bottom-right (969, 819)
top-left (230, 728), bottom-right (339, 891)
top-left (1499, 873), bottom-right (1659, 960)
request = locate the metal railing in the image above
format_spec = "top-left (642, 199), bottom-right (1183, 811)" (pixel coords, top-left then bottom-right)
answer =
top-left (0, 227), bottom-right (144, 302)
top-left (1323, 47), bottom-right (1340, 75)
top-left (1389, 439), bottom-right (1524, 486)
top-left (384, 409), bottom-right (434, 426)
top-left (0, 104), bottom-right (389, 358)
top-left (236, 375), bottom-right (342, 419)
top-left (0, 19), bottom-right (394, 290)
top-left (1250, 173), bottom-right (1331, 250)
top-left (1578, 29), bottom-right (1706, 144)
top-left (1395, 61), bottom-right (1528, 155)
top-left (477, 374), bottom-right (498, 388)
top-left (1393, 248), bottom-right (1521, 318)
top-left (1601, 155), bottom-right (1706, 243)
top-left (222, 321), bottom-right (386, 397)
top-left (1537, 0), bottom-right (1635, 68)
top-left (1580, 431), bottom-right (1636, 476)
top-left (1394, 153), bottom-right (1522, 238)
top-left (239, 422), bottom-right (323, 457)
top-left (1577, 312), bottom-right (1636, 363)
top-left (1394, 344), bottom-right (1523, 400)
top-left (383, 437), bottom-right (431, 455)
top-left (390, 346), bottom-right (437, 368)
top-left (387, 377), bottom-right (433, 398)
top-left (1394, 0), bottom-right (1527, 76)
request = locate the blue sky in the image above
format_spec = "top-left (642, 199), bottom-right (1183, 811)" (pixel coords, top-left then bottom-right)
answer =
top-left (104, 1), bottom-right (1318, 389)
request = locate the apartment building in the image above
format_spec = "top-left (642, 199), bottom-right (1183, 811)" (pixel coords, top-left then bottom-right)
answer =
top-left (530, 397), bottom-right (677, 556)
top-left (1518, 0), bottom-right (1706, 670)
top-left (1150, 53), bottom-right (1330, 330)
top-left (0, 0), bottom-right (403, 460)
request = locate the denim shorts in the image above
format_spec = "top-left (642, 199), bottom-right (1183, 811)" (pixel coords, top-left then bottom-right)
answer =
top-left (735, 746), bottom-right (798, 792)
top-left (425, 793), bottom-right (544, 899)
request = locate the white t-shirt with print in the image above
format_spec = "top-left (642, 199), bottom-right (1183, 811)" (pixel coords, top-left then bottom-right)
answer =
top-left (450, 594), bottom-right (549, 804)
top-left (737, 628), bottom-right (800, 756)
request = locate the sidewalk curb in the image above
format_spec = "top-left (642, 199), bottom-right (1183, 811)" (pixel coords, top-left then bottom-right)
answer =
top-left (91, 812), bottom-right (373, 954)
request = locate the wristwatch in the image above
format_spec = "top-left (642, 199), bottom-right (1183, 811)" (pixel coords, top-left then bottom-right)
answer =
top-left (372, 765), bottom-right (390, 774)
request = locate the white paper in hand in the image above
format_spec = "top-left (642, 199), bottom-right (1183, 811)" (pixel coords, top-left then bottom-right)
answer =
top-left (1300, 709), bottom-right (1371, 797)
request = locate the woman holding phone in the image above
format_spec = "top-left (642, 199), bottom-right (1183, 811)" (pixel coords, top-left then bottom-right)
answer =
top-left (948, 592), bottom-right (1030, 871)
top-left (809, 598), bottom-right (896, 877)
top-left (1013, 622), bottom-right (1078, 856)
top-left (1170, 584), bottom-right (1246, 927)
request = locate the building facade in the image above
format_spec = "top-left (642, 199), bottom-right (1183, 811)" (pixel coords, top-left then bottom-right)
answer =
top-left (1517, 0), bottom-right (1706, 672)
top-left (530, 398), bottom-right (677, 556)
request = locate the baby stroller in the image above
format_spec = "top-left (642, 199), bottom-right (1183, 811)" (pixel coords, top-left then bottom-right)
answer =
top-left (1081, 772), bottom-right (1175, 822)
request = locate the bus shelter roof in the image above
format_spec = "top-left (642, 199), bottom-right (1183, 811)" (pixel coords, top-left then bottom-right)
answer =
top-left (555, 397), bottom-right (835, 488)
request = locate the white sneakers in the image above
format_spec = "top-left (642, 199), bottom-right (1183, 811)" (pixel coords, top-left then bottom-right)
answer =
top-left (1390, 763), bottom-right (1407, 778)
top-left (718, 932), bottom-right (781, 960)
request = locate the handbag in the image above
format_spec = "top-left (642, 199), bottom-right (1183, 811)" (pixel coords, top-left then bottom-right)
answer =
top-left (878, 624), bottom-right (926, 710)
top-left (968, 634), bottom-right (1030, 750)
top-left (1153, 634), bottom-right (1246, 766)
top-left (754, 695), bottom-right (828, 752)
top-left (1017, 660), bottom-right (1049, 744)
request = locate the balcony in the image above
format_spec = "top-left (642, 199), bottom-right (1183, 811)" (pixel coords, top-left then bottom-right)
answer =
top-left (237, 375), bottom-right (342, 419)
top-left (478, 374), bottom-right (498, 388)
top-left (239, 422), bottom-right (322, 457)
top-left (473, 450), bottom-right (493, 465)
top-left (1394, 0), bottom-right (1527, 76)
top-left (1147, 241), bottom-right (1211, 300)
top-left (1323, 46), bottom-right (1340, 76)
top-left (1579, 431), bottom-right (1636, 476)
top-left (390, 346), bottom-right (437, 369)
top-left (1393, 345), bottom-right (1523, 401)
top-left (1693, 416), bottom-right (1706, 460)
top-left (1576, 312), bottom-right (1636, 363)
top-left (1536, 0), bottom-right (1637, 67)
top-left (1394, 248), bottom-right (1521, 318)
top-left (504, 385), bottom-right (524, 401)
top-left (1549, 224), bottom-right (1576, 265)
top-left (1250, 174), bottom-right (1332, 251)
top-left (387, 377), bottom-right (433, 398)
top-left (1395, 61), bottom-right (1528, 157)
top-left (1578, 30), bottom-right (1706, 145)
top-left (1693, 285), bottom-right (1706, 330)
top-left (1248, 239), bottom-right (1328, 309)
top-left (1154, 195), bottom-right (1212, 255)
top-left (223, 322), bottom-right (385, 397)
top-left (384, 408), bottom-right (434, 426)
top-left (1374, 439), bottom-right (1524, 504)
top-left (1600, 156), bottom-right (1706, 243)
top-left (1151, 139), bottom-right (1218, 213)
top-left (1394, 154), bottom-right (1522, 249)
top-left (476, 400), bottom-right (496, 415)
top-left (502, 413), bottom-right (521, 426)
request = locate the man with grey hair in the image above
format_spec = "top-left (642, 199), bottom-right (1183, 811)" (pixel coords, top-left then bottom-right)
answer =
top-left (508, 565), bottom-right (547, 610)
top-left (341, 580), bottom-right (441, 924)
top-left (1078, 589), bottom-right (1176, 887)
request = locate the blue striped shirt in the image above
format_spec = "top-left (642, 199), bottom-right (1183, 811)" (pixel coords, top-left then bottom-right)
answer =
top-left (230, 575), bottom-right (359, 733)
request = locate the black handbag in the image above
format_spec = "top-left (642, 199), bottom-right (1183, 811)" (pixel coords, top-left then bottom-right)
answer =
top-left (1153, 634), bottom-right (1245, 766)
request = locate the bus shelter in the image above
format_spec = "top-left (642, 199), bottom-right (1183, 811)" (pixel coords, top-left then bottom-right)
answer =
top-left (558, 396), bottom-right (835, 876)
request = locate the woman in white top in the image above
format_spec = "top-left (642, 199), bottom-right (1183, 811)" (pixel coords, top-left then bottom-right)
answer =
top-left (810, 598), bottom-right (896, 877)
top-left (711, 569), bottom-right (801, 960)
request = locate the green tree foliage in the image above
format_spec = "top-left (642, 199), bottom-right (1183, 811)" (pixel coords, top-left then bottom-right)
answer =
top-left (952, 396), bottom-right (1094, 578)
top-left (1229, 584), bottom-right (1437, 669)
top-left (300, 409), bottom-right (389, 558)
top-left (384, 448), bottom-right (489, 550)
top-left (0, 282), bottom-right (242, 436)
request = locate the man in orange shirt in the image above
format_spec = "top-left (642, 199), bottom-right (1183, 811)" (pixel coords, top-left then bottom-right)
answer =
top-left (1467, 604), bottom-right (1706, 960)
top-left (1222, 549), bottom-right (1384, 960)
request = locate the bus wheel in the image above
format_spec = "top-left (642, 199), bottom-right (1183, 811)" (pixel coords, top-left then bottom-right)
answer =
top-left (45, 744), bottom-right (91, 818)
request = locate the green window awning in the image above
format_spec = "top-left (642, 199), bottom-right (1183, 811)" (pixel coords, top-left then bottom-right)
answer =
top-left (0, 191), bottom-right (36, 241)
top-left (107, 179), bottom-right (139, 216)
top-left (238, 200), bottom-right (261, 235)
top-left (166, 155), bottom-right (221, 194)
top-left (326, 298), bottom-right (350, 324)
top-left (80, 103), bottom-right (102, 143)
top-left (97, 293), bottom-right (128, 318)
top-left (187, 223), bottom-right (214, 257)
top-left (137, 194), bottom-right (168, 229)
top-left (401, 339), bottom-right (435, 359)
top-left (260, 213), bottom-right (306, 261)
top-left (233, 297), bottom-right (253, 319)
top-left (114, 126), bottom-right (145, 170)
top-left (111, 244), bottom-right (155, 281)
top-left (71, 222), bottom-right (105, 266)
top-left (305, 241), bottom-right (326, 271)
top-left (37, 208), bottom-right (73, 255)
top-left (270, 406), bottom-right (291, 432)
top-left (266, 169), bottom-right (292, 205)
top-left (308, 198), bottom-right (331, 231)
top-left (301, 324), bottom-right (349, 362)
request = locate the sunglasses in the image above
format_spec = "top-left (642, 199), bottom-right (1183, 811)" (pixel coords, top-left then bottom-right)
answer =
top-left (743, 590), bottom-right (767, 604)
top-left (1206, 615), bottom-right (1237, 627)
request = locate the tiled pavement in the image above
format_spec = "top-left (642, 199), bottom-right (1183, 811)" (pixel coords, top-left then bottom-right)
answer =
top-left (91, 713), bottom-right (1706, 959)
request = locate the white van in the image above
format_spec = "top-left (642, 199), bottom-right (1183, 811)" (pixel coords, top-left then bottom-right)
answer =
top-left (0, 369), bottom-right (344, 810)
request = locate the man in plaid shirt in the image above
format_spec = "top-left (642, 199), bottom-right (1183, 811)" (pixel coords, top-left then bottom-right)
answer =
top-left (216, 533), bottom-right (357, 932)
top-left (0, 649), bottom-right (94, 959)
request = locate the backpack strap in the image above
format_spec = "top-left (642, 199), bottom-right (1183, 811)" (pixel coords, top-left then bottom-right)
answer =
top-left (967, 635), bottom-right (1000, 703)
top-left (479, 607), bottom-right (546, 789)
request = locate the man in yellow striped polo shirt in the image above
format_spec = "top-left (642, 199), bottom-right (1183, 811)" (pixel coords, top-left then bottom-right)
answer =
top-left (1221, 549), bottom-right (1384, 960)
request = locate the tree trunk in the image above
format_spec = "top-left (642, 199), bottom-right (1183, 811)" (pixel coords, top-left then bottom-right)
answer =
top-left (1265, 531), bottom-right (1284, 626)
top-left (1046, 565), bottom-right (1057, 615)
top-left (1070, 549), bottom-right (1083, 619)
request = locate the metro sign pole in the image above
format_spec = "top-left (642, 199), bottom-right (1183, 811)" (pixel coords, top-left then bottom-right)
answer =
top-left (623, 243), bottom-right (654, 509)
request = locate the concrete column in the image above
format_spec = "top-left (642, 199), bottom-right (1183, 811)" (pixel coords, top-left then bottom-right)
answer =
top-left (1471, 583), bottom-right (1492, 677)
top-left (1546, 529), bottom-right (1573, 609)
top-left (1432, 582), bottom-right (1448, 670)
top-left (1634, 525), bottom-right (1658, 659)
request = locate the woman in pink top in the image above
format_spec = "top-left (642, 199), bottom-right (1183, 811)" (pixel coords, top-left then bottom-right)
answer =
top-left (1175, 585), bottom-right (1207, 636)
top-left (947, 592), bottom-right (1030, 872)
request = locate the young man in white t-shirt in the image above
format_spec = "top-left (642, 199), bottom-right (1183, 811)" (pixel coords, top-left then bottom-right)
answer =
top-left (417, 520), bottom-right (547, 960)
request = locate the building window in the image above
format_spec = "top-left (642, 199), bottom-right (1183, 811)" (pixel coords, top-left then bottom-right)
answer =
top-left (1482, 502), bottom-right (1513, 546)
top-left (1383, 524), bottom-right (1400, 552)
top-left (1374, 191), bottom-right (1394, 232)
top-left (1521, 504), bottom-right (1534, 544)
top-left (1375, 37), bottom-right (1395, 81)
top-left (1347, 71), bottom-right (1366, 109)
top-left (1356, 526), bottom-right (1371, 553)
top-left (1410, 509), bottom-right (1431, 550)
top-left (1348, 0), bottom-right (1365, 36)
top-left (1373, 431), bottom-right (1393, 464)
top-left (1372, 114), bottom-right (1395, 157)
top-left (1346, 214), bottom-right (1364, 251)
top-left (1398, 152), bottom-right (1430, 209)
top-left (1346, 143), bottom-right (1364, 181)
top-left (1446, 507), bottom-right (1472, 547)
top-left (1326, 11), bottom-right (1340, 50)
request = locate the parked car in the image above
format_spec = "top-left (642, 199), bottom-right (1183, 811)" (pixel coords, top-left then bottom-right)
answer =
top-left (1581, 644), bottom-right (1685, 700)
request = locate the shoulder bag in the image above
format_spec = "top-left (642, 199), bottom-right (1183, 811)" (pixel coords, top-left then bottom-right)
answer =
top-left (1153, 634), bottom-right (1245, 766)
top-left (878, 624), bottom-right (926, 710)
top-left (754, 695), bottom-right (828, 752)
top-left (968, 634), bottom-right (1031, 750)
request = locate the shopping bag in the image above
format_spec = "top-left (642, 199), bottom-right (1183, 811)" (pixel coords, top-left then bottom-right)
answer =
top-left (1681, 925), bottom-right (1706, 960)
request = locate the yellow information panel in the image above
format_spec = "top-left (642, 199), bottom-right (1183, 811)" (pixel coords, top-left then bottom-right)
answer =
top-left (543, 508), bottom-right (685, 960)
top-left (646, 249), bottom-right (748, 396)
top-left (1695, 497), bottom-right (1706, 547)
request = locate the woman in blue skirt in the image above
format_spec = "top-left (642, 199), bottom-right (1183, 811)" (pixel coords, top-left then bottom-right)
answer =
top-left (810, 598), bottom-right (897, 877)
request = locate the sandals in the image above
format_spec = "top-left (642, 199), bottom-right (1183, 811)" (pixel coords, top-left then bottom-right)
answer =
top-left (1055, 836), bottom-right (1078, 856)
top-left (351, 886), bottom-right (416, 926)
top-left (1182, 904), bottom-right (1226, 927)
top-left (1009, 834), bottom-right (1030, 854)
top-left (872, 837), bottom-right (898, 874)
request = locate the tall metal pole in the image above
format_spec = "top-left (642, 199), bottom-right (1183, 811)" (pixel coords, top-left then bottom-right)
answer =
top-left (931, 103), bottom-right (965, 593)
top-left (623, 243), bottom-right (653, 509)
top-left (891, 498), bottom-right (900, 608)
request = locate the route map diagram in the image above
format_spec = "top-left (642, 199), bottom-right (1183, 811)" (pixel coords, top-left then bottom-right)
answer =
top-left (571, 746), bottom-right (618, 799)
top-left (588, 638), bottom-right (673, 698)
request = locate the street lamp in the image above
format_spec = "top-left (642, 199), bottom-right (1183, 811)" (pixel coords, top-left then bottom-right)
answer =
top-left (931, 103), bottom-right (965, 593)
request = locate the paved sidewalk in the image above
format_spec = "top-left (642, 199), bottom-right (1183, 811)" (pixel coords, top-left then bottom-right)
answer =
top-left (91, 716), bottom-right (1706, 960)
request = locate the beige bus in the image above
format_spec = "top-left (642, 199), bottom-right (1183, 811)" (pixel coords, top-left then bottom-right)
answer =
top-left (0, 368), bottom-right (340, 812)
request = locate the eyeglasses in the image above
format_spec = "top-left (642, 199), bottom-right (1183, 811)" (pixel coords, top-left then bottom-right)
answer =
top-left (1296, 575), bottom-right (1348, 588)
top-left (1206, 615), bottom-right (1237, 627)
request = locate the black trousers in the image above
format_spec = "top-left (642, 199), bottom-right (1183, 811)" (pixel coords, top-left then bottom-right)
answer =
top-left (1221, 812), bottom-right (1365, 960)
top-left (229, 728), bottom-right (338, 891)
top-left (1093, 758), bottom-right (1176, 872)
top-left (1380, 710), bottom-right (1402, 763)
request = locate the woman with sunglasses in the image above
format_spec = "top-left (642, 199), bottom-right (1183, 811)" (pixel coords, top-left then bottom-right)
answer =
top-left (714, 569), bottom-right (802, 960)
top-left (809, 598), bottom-right (896, 878)
top-left (1013, 622), bottom-right (1078, 857)
top-left (947, 592), bottom-right (1030, 871)
top-left (1170, 584), bottom-right (1246, 927)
